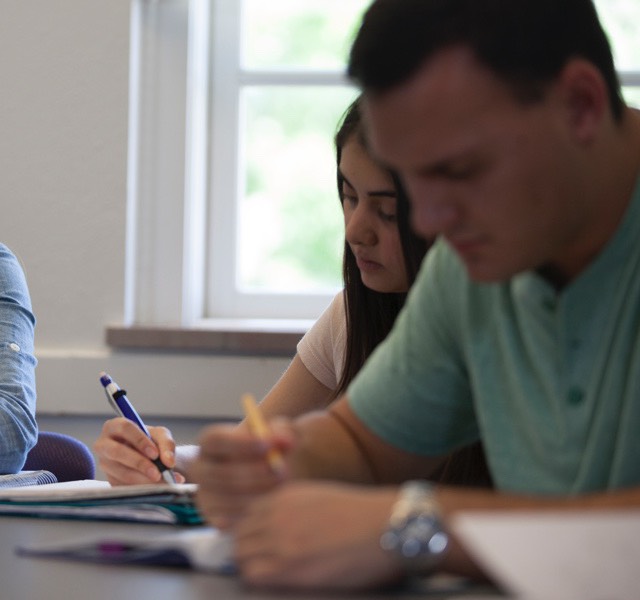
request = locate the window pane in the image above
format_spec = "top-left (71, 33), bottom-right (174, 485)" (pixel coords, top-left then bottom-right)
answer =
top-left (241, 0), bottom-right (369, 70)
top-left (623, 87), bottom-right (640, 109)
top-left (594, 0), bottom-right (640, 70)
top-left (239, 86), bottom-right (358, 293)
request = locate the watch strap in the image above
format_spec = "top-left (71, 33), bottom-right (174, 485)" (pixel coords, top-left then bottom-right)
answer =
top-left (380, 480), bottom-right (449, 571)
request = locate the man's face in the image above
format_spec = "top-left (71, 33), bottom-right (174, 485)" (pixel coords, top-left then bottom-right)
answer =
top-left (363, 47), bottom-right (592, 282)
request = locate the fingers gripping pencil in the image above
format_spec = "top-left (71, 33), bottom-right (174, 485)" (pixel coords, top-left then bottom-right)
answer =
top-left (241, 393), bottom-right (286, 476)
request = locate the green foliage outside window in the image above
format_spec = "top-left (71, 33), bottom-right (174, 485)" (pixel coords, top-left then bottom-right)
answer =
top-left (238, 0), bottom-right (640, 292)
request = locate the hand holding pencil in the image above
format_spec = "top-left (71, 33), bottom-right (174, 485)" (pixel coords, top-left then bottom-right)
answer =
top-left (241, 393), bottom-right (286, 476)
top-left (192, 393), bottom-right (291, 529)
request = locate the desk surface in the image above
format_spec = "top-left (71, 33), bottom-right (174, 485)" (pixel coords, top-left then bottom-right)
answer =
top-left (0, 517), bottom-right (503, 599)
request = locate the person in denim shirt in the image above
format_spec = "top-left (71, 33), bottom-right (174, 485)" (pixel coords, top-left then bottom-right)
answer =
top-left (0, 243), bottom-right (37, 473)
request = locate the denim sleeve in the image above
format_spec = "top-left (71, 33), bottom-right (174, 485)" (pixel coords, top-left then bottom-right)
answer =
top-left (0, 244), bottom-right (37, 473)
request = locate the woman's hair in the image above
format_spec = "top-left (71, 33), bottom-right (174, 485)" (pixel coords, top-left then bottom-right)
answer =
top-left (332, 97), bottom-right (430, 398)
top-left (331, 97), bottom-right (493, 489)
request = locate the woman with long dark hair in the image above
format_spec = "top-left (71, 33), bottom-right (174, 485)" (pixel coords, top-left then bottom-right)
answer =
top-left (331, 97), bottom-right (428, 399)
top-left (95, 98), bottom-right (489, 487)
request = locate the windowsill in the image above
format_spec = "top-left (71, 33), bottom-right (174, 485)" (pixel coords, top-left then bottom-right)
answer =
top-left (105, 319), bottom-right (313, 356)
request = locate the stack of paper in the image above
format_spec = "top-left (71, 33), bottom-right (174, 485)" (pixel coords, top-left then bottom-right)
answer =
top-left (0, 481), bottom-right (202, 525)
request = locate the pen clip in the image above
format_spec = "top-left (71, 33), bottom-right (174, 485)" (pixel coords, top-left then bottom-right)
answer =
top-left (103, 386), bottom-right (122, 417)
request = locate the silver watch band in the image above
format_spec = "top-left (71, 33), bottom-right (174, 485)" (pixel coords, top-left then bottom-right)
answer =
top-left (380, 480), bottom-right (449, 571)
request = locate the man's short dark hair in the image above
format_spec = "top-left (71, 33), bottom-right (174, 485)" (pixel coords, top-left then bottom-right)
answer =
top-left (348, 0), bottom-right (624, 121)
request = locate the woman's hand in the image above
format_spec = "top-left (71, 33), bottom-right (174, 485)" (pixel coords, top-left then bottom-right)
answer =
top-left (94, 417), bottom-right (185, 485)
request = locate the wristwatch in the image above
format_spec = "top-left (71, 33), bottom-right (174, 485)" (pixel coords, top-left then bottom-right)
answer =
top-left (380, 480), bottom-right (449, 572)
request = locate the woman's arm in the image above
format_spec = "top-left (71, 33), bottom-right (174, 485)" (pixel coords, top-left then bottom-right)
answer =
top-left (177, 355), bottom-right (333, 478)
top-left (97, 354), bottom-right (333, 484)
top-left (254, 354), bottom-right (333, 420)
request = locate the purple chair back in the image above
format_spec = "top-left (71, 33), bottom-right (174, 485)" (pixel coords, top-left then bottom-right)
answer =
top-left (24, 431), bottom-right (96, 482)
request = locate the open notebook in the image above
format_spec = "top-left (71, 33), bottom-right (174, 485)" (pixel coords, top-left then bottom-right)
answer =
top-left (0, 481), bottom-right (203, 525)
top-left (16, 526), bottom-right (235, 574)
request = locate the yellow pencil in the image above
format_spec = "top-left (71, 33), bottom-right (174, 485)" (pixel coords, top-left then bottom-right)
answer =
top-left (241, 393), bottom-right (286, 475)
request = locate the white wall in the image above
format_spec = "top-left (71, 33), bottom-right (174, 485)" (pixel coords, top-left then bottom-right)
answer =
top-left (0, 1), bottom-right (290, 461)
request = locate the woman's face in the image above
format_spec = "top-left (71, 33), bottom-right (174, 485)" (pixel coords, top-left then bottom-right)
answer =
top-left (339, 136), bottom-right (409, 293)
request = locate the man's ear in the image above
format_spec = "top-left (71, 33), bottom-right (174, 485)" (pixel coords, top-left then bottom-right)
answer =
top-left (557, 58), bottom-right (609, 144)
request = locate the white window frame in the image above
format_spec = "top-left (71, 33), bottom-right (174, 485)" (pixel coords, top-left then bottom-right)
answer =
top-left (125, 0), bottom-right (201, 329)
top-left (621, 74), bottom-right (640, 94)
top-left (124, 0), bottom-right (640, 332)
top-left (125, 0), bottom-right (353, 331)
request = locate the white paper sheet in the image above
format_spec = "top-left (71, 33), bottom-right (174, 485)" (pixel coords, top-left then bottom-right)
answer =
top-left (452, 510), bottom-right (640, 600)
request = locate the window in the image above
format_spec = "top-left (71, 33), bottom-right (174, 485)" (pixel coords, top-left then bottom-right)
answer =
top-left (207, 0), bottom-right (368, 321)
top-left (121, 0), bottom-right (640, 342)
top-left (124, 0), bottom-right (367, 337)
top-left (594, 0), bottom-right (640, 108)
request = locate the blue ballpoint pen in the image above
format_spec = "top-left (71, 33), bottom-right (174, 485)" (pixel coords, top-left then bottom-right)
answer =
top-left (99, 371), bottom-right (177, 484)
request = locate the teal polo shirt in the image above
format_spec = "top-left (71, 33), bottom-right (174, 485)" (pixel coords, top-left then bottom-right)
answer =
top-left (349, 175), bottom-right (640, 495)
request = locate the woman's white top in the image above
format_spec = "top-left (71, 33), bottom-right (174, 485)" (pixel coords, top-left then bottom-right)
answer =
top-left (296, 292), bottom-right (346, 390)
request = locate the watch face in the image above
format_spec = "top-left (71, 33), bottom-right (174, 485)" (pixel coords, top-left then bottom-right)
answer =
top-left (401, 515), bottom-right (448, 558)
top-left (381, 481), bottom-right (449, 569)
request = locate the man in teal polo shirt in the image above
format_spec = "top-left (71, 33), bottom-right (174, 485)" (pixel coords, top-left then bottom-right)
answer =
top-left (192, 0), bottom-right (640, 590)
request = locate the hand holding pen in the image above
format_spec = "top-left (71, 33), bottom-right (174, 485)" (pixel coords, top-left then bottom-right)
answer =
top-left (98, 372), bottom-right (178, 485)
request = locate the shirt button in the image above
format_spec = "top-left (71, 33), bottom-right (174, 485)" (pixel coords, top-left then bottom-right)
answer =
top-left (567, 387), bottom-right (584, 405)
top-left (9, 342), bottom-right (20, 352)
